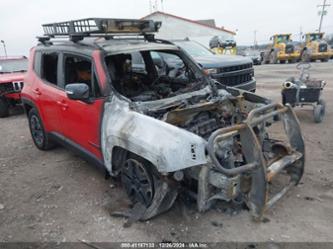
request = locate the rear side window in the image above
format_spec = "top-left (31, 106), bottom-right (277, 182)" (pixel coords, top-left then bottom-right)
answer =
top-left (33, 51), bottom-right (42, 76)
top-left (41, 53), bottom-right (58, 85)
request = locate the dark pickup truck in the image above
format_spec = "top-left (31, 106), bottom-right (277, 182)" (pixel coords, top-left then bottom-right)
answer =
top-left (172, 40), bottom-right (256, 92)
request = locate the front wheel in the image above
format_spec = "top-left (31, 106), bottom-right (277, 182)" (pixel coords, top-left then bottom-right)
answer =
top-left (269, 52), bottom-right (277, 64)
top-left (121, 158), bottom-right (177, 220)
top-left (28, 108), bottom-right (55, 150)
top-left (313, 99), bottom-right (326, 123)
top-left (0, 97), bottom-right (9, 118)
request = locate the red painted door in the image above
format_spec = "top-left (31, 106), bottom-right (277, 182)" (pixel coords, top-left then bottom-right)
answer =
top-left (57, 53), bottom-right (105, 159)
top-left (59, 97), bottom-right (104, 159)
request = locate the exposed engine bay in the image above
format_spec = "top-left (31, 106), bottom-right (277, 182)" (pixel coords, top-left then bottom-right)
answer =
top-left (141, 90), bottom-right (264, 177)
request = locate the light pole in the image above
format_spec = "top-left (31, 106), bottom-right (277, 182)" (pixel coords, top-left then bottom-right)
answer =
top-left (1, 40), bottom-right (7, 57)
top-left (318, 0), bottom-right (331, 33)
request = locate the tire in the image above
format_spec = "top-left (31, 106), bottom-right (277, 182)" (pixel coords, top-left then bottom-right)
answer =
top-left (280, 60), bottom-right (286, 64)
top-left (313, 99), bottom-right (326, 123)
top-left (28, 108), bottom-right (55, 150)
top-left (301, 51), bottom-right (310, 62)
top-left (121, 158), bottom-right (177, 220)
top-left (0, 97), bottom-right (9, 118)
top-left (269, 52), bottom-right (277, 64)
top-left (121, 159), bottom-right (156, 208)
top-left (321, 58), bottom-right (329, 62)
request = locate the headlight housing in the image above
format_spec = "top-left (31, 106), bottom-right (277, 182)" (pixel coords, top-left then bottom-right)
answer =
top-left (204, 68), bottom-right (218, 75)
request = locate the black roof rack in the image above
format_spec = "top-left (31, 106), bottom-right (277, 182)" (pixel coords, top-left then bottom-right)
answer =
top-left (41, 18), bottom-right (162, 42)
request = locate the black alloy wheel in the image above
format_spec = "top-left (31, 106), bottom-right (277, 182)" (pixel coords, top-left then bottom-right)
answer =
top-left (121, 159), bottom-right (155, 207)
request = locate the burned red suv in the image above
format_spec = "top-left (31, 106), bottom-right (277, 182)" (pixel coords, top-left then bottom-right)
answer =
top-left (22, 18), bottom-right (305, 222)
top-left (0, 56), bottom-right (28, 117)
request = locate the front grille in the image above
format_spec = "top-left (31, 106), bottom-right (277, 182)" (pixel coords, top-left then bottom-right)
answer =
top-left (218, 63), bottom-right (252, 73)
top-left (220, 73), bottom-right (253, 86)
top-left (0, 81), bottom-right (24, 95)
top-left (214, 63), bottom-right (254, 86)
top-left (285, 44), bottom-right (294, 54)
top-left (319, 43), bottom-right (328, 52)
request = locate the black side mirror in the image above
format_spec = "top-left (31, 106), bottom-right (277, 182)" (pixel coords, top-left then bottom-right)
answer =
top-left (65, 83), bottom-right (90, 102)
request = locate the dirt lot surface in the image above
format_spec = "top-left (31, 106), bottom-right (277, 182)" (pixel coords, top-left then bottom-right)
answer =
top-left (1, 62), bottom-right (333, 243)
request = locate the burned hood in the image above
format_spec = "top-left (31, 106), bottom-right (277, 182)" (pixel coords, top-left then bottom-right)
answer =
top-left (132, 86), bottom-right (231, 112)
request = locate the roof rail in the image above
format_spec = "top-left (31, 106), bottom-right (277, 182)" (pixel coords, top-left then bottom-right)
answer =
top-left (42, 18), bottom-right (162, 42)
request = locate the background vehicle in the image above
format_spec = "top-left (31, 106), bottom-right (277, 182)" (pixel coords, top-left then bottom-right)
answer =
top-left (22, 18), bottom-right (305, 222)
top-left (237, 48), bottom-right (262, 65)
top-left (301, 32), bottom-right (333, 62)
top-left (209, 36), bottom-right (237, 55)
top-left (0, 56), bottom-right (28, 117)
top-left (262, 34), bottom-right (300, 64)
top-left (172, 39), bottom-right (256, 92)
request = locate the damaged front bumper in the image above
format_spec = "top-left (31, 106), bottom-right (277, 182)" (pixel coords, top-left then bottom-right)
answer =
top-left (199, 102), bottom-right (305, 220)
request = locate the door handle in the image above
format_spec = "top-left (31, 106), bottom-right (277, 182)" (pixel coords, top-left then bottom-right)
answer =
top-left (33, 88), bottom-right (42, 95)
top-left (56, 100), bottom-right (69, 110)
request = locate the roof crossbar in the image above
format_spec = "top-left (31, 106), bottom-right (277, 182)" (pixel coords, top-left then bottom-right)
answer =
top-left (42, 18), bottom-right (162, 41)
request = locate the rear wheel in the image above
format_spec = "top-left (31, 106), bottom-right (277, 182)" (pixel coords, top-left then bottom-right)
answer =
top-left (28, 108), bottom-right (55, 150)
top-left (0, 97), bottom-right (10, 118)
top-left (313, 99), bottom-right (326, 123)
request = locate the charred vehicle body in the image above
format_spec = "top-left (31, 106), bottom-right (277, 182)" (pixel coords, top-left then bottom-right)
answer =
top-left (22, 18), bottom-right (305, 221)
top-left (0, 56), bottom-right (28, 117)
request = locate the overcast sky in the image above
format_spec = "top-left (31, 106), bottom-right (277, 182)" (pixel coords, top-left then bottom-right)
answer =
top-left (1, 0), bottom-right (332, 56)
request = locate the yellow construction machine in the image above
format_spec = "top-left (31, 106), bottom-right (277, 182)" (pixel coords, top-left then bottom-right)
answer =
top-left (300, 32), bottom-right (333, 62)
top-left (262, 34), bottom-right (300, 64)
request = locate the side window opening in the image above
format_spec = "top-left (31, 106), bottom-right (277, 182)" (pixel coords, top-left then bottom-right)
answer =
top-left (63, 55), bottom-right (101, 98)
top-left (41, 53), bottom-right (58, 85)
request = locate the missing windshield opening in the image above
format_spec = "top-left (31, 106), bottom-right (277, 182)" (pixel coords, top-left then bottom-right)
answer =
top-left (105, 50), bottom-right (201, 101)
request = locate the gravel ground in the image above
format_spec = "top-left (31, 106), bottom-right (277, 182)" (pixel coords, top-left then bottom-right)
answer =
top-left (0, 62), bottom-right (333, 243)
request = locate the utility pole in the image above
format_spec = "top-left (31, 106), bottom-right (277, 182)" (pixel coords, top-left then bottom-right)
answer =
top-left (299, 26), bottom-right (303, 42)
top-left (318, 0), bottom-right (331, 33)
top-left (1, 40), bottom-right (7, 57)
top-left (149, 0), bottom-right (152, 13)
top-left (254, 30), bottom-right (257, 49)
top-left (160, 0), bottom-right (164, 11)
top-left (152, 0), bottom-right (158, 12)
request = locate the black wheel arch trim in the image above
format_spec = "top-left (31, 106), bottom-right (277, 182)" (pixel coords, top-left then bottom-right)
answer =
top-left (21, 98), bottom-right (39, 116)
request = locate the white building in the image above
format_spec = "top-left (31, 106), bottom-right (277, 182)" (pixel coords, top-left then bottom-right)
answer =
top-left (142, 11), bottom-right (235, 47)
